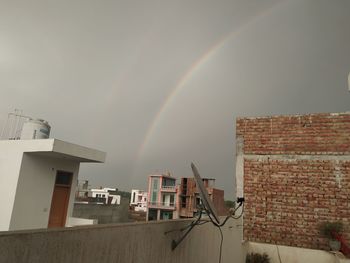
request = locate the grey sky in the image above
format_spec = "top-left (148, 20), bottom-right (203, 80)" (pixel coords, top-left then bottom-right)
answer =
top-left (1, 0), bottom-right (350, 198)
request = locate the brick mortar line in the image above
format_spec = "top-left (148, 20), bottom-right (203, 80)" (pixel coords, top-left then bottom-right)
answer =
top-left (242, 154), bottom-right (350, 161)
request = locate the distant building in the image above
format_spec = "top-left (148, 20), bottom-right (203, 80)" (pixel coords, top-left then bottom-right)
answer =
top-left (178, 177), bottom-right (226, 218)
top-left (130, 189), bottom-right (148, 212)
top-left (75, 180), bottom-right (121, 205)
top-left (75, 180), bottom-right (90, 200)
top-left (89, 188), bottom-right (121, 205)
top-left (146, 173), bottom-right (178, 221)
top-left (0, 139), bottom-right (105, 231)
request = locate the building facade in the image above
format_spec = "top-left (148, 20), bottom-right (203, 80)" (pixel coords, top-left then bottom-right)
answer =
top-left (75, 180), bottom-right (90, 200)
top-left (178, 177), bottom-right (226, 218)
top-left (89, 188), bottom-right (121, 205)
top-left (130, 189), bottom-right (148, 212)
top-left (0, 139), bottom-right (105, 231)
top-left (147, 174), bottom-right (177, 221)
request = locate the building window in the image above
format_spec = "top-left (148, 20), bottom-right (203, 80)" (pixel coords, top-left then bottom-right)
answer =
top-left (55, 171), bottom-right (72, 185)
top-left (148, 209), bottom-right (157, 221)
top-left (151, 178), bottom-right (159, 203)
top-left (181, 196), bottom-right (186, 208)
top-left (160, 211), bottom-right (173, 220)
top-left (196, 197), bottom-right (201, 208)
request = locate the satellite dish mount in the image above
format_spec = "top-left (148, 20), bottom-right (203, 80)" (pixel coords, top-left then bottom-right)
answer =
top-left (165, 163), bottom-right (245, 251)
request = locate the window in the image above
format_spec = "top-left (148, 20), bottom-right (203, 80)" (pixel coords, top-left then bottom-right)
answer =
top-left (55, 171), bottom-right (72, 185)
top-left (151, 178), bottom-right (159, 203)
top-left (162, 178), bottom-right (175, 187)
top-left (196, 197), bottom-right (201, 207)
top-left (148, 209), bottom-right (157, 221)
top-left (181, 196), bottom-right (186, 208)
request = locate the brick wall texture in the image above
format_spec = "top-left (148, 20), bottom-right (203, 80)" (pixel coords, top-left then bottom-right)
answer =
top-left (237, 112), bottom-right (350, 250)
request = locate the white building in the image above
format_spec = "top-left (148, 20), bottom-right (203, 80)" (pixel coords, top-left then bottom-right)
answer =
top-left (89, 188), bottom-right (121, 205)
top-left (130, 189), bottom-right (148, 212)
top-left (0, 139), bottom-right (105, 231)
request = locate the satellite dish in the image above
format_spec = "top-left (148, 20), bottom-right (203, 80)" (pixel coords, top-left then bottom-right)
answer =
top-left (191, 162), bottom-right (220, 225)
top-left (167, 163), bottom-right (245, 251)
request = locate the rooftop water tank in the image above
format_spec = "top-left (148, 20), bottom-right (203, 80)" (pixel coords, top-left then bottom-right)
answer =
top-left (20, 119), bottom-right (51, 140)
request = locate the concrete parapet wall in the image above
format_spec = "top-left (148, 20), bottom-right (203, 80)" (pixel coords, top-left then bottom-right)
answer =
top-left (0, 218), bottom-right (244, 263)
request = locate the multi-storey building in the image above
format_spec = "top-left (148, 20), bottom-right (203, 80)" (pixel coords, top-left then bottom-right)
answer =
top-left (75, 182), bottom-right (121, 205)
top-left (178, 177), bottom-right (226, 218)
top-left (147, 173), bottom-right (177, 221)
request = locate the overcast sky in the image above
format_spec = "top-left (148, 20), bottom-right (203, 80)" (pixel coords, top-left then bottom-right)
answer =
top-left (1, 0), bottom-right (350, 198)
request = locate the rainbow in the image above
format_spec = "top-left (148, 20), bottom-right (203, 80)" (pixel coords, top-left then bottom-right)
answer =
top-left (137, 34), bottom-right (232, 158)
top-left (136, 1), bottom-right (286, 160)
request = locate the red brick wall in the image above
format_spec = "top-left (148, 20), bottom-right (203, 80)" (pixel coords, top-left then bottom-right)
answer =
top-left (237, 113), bottom-right (350, 155)
top-left (178, 178), bottom-right (227, 217)
top-left (237, 112), bottom-right (350, 250)
top-left (211, 188), bottom-right (227, 216)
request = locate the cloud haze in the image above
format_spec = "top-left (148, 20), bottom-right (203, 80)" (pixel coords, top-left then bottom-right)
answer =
top-left (0, 0), bottom-right (349, 198)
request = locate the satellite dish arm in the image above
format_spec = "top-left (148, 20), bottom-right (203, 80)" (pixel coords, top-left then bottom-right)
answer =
top-left (171, 209), bottom-right (203, 250)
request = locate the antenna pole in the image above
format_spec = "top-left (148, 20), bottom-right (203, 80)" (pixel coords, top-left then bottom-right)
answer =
top-left (13, 109), bottom-right (20, 139)
top-left (0, 113), bottom-right (9, 139)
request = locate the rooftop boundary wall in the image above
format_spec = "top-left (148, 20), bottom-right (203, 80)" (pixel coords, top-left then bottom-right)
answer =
top-left (0, 218), bottom-right (244, 263)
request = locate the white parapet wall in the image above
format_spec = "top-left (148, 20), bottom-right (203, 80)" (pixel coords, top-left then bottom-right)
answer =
top-left (245, 241), bottom-right (350, 263)
top-left (67, 217), bottom-right (98, 227)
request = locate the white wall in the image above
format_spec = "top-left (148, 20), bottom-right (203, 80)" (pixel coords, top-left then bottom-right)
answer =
top-left (0, 140), bottom-right (54, 231)
top-left (0, 139), bottom-right (104, 231)
top-left (0, 146), bottom-right (24, 231)
top-left (9, 154), bottom-right (79, 230)
top-left (110, 195), bottom-right (120, 205)
top-left (245, 242), bottom-right (350, 263)
top-left (66, 217), bottom-right (97, 227)
top-left (130, 189), bottom-right (138, 205)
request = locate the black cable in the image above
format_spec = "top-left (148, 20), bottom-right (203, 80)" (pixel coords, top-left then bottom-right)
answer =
top-left (197, 220), bottom-right (211, 226)
top-left (205, 200), bottom-right (245, 263)
top-left (217, 225), bottom-right (223, 263)
top-left (213, 201), bottom-right (243, 228)
top-left (168, 196), bottom-right (245, 263)
top-left (206, 212), bottom-right (223, 263)
top-left (231, 202), bottom-right (244, 220)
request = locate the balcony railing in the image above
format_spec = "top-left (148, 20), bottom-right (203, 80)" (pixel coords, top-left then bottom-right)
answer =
top-left (160, 185), bottom-right (176, 192)
top-left (148, 202), bottom-right (176, 209)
